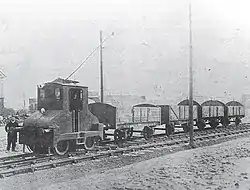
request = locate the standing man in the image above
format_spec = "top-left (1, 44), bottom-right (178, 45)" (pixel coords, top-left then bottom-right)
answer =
top-left (5, 117), bottom-right (18, 152)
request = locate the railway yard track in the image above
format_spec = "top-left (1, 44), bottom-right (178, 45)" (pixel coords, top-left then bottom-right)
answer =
top-left (1, 123), bottom-right (250, 178)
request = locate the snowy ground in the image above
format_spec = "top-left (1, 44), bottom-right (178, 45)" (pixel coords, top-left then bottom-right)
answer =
top-left (0, 133), bottom-right (250, 189)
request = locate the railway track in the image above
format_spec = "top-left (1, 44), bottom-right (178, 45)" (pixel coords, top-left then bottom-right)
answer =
top-left (0, 123), bottom-right (250, 178)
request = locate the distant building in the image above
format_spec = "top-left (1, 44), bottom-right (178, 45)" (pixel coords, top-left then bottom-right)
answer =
top-left (29, 98), bottom-right (37, 112)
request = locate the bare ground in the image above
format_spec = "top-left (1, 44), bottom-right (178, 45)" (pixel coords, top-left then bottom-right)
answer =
top-left (36, 136), bottom-right (250, 190)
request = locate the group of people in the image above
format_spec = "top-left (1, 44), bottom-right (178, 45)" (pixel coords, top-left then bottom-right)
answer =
top-left (5, 117), bottom-right (19, 152)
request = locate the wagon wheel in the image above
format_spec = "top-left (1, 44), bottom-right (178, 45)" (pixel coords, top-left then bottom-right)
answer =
top-left (84, 137), bottom-right (95, 150)
top-left (166, 123), bottom-right (175, 136)
top-left (209, 119), bottom-right (220, 129)
top-left (68, 140), bottom-right (77, 152)
top-left (114, 129), bottom-right (125, 144)
top-left (54, 140), bottom-right (69, 156)
top-left (222, 118), bottom-right (230, 127)
top-left (209, 120), bottom-right (218, 129)
top-left (235, 117), bottom-right (241, 126)
top-left (197, 120), bottom-right (206, 130)
top-left (94, 136), bottom-right (102, 146)
top-left (182, 123), bottom-right (190, 133)
top-left (127, 127), bottom-right (133, 139)
top-left (143, 126), bottom-right (153, 140)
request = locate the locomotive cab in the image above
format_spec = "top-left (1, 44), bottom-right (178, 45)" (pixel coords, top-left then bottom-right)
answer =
top-left (19, 78), bottom-right (103, 155)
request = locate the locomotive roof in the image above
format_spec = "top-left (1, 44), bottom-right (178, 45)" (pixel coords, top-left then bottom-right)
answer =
top-left (45, 77), bottom-right (88, 88)
top-left (178, 99), bottom-right (200, 106)
top-left (201, 100), bottom-right (225, 106)
top-left (226, 101), bottom-right (244, 107)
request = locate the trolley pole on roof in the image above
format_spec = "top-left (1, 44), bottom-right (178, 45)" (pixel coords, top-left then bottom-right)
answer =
top-left (100, 30), bottom-right (104, 103)
top-left (188, 3), bottom-right (195, 148)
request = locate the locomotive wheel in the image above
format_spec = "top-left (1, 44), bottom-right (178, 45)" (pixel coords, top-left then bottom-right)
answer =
top-left (143, 126), bottom-right (153, 140)
top-left (84, 137), bottom-right (95, 150)
top-left (54, 140), bottom-right (69, 156)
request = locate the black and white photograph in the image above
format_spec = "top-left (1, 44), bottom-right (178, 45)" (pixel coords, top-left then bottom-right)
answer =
top-left (0, 0), bottom-right (250, 189)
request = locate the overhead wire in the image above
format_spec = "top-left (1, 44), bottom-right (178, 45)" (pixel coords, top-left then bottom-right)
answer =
top-left (65, 32), bottom-right (115, 80)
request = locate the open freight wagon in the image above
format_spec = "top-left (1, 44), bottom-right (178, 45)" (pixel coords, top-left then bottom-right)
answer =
top-left (88, 103), bottom-right (179, 143)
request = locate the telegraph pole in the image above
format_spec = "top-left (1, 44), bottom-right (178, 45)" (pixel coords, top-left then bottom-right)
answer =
top-left (100, 30), bottom-right (104, 103)
top-left (188, 3), bottom-right (195, 147)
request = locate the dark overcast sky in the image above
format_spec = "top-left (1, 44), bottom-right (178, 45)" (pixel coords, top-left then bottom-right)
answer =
top-left (0, 0), bottom-right (250, 109)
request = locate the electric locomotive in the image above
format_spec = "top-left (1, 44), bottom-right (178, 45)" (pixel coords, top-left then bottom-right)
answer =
top-left (19, 78), bottom-right (104, 155)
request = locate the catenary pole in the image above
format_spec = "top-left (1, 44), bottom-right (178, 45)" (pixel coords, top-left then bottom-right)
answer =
top-left (188, 3), bottom-right (194, 147)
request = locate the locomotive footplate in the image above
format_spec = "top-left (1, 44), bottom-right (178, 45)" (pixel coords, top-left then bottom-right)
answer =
top-left (57, 131), bottom-right (102, 141)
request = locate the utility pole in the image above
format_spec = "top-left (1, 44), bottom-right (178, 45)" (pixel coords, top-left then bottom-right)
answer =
top-left (100, 30), bottom-right (104, 103)
top-left (188, 3), bottom-right (195, 148)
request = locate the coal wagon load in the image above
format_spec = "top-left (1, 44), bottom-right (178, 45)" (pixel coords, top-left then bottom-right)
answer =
top-left (226, 101), bottom-right (245, 126)
top-left (201, 100), bottom-right (226, 128)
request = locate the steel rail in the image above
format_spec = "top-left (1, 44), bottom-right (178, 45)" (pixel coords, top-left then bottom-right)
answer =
top-left (0, 125), bottom-right (250, 178)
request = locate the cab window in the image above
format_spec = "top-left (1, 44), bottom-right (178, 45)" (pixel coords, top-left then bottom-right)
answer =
top-left (55, 87), bottom-right (61, 100)
top-left (38, 85), bottom-right (63, 110)
top-left (40, 89), bottom-right (45, 100)
top-left (69, 89), bottom-right (83, 111)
